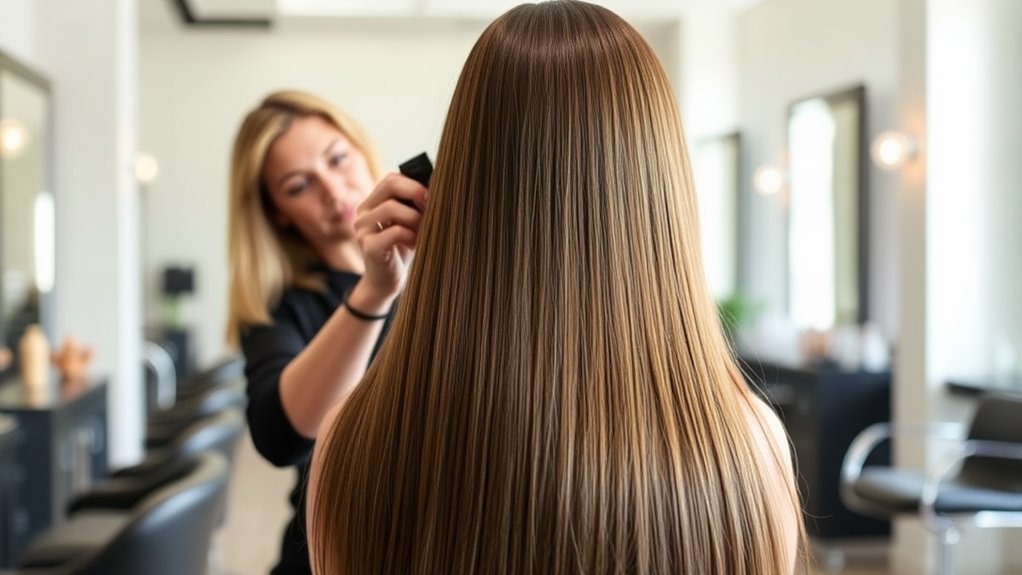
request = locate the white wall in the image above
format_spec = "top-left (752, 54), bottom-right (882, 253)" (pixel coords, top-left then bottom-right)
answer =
top-left (736, 0), bottom-right (899, 338)
top-left (985, 2), bottom-right (1022, 384)
top-left (0, 0), bottom-right (35, 62)
top-left (140, 19), bottom-right (681, 366)
top-left (936, 0), bottom-right (1022, 386)
top-left (37, 0), bottom-right (143, 466)
top-left (680, 1), bottom-right (739, 142)
top-left (924, 0), bottom-right (1022, 569)
top-left (921, 0), bottom-right (1022, 417)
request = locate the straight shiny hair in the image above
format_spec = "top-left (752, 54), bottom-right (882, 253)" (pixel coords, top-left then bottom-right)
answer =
top-left (224, 90), bottom-right (381, 346)
top-left (309, 2), bottom-right (805, 573)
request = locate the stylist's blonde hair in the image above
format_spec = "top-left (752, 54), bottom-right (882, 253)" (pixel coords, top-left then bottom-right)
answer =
top-left (225, 90), bottom-right (381, 346)
top-left (310, 2), bottom-right (805, 573)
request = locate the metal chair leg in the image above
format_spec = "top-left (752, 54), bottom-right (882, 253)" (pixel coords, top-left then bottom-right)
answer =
top-left (208, 528), bottom-right (225, 575)
top-left (935, 526), bottom-right (958, 575)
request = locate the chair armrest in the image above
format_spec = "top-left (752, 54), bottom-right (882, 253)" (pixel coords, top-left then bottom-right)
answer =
top-left (920, 439), bottom-right (1022, 532)
top-left (67, 465), bottom-right (178, 514)
top-left (840, 421), bottom-right (966, 516)
top-left (16, 513), bottom-right (127, 572)
top-left (143, 341), bottom-right (177, 411)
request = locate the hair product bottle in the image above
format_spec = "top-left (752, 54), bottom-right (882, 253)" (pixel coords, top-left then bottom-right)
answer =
top-left (18, 324), bottom-right (51, 393)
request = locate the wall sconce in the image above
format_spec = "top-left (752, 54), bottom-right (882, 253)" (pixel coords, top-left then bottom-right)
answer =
top-left (870, 131), bottom-right (917, 171)
top-left (753, 165), bottom-right (785, 196)
top-left (0, 118), bottom-right (28, 158)
top-left (134, 152), bottom-right (160, 185)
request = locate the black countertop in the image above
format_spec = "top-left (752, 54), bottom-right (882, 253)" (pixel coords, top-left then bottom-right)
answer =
top-left (0, 378), bottom-right (106, 411)
top-left (946, 378), bottom-right (1022, 397)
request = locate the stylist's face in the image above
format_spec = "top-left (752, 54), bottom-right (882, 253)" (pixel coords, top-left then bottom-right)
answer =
top-left (262, 115), bottom-right (374, 248)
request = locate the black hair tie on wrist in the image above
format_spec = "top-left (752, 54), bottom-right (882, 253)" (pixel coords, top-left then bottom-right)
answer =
top-left (343, 298), bottom-right (390, 321)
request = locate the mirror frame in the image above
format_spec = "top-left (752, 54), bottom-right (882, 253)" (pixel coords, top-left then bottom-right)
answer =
top-left (0, 49), bottom-right (55, 353)
top-left (785, 83), bottom-right (869, 326)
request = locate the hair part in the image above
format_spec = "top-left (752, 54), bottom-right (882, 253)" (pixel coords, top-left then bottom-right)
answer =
top-left (225, 90), bottom-right (381, 346)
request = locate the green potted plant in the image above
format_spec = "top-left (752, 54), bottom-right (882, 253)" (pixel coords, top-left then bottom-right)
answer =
top-left (716, 291), bottom-right (764, 346)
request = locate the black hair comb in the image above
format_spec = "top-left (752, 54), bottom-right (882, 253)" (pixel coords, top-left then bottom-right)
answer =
top-left (399, 152), bottom-right (433, 189)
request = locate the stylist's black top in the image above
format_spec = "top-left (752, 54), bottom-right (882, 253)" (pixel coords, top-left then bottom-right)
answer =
top-left (240, 269), bottom-right (390, 575)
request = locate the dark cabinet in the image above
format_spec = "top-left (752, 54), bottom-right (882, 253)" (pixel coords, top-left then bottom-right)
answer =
top-left (0, 379), bottom-right (108, 565)
top-left (0, 415), bottom-right (17, 567)
top-left (744, 358), bottom-right (892, 539)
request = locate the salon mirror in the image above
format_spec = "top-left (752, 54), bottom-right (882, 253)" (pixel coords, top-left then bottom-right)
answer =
top-left (786, 85), bottom-right (867, 330)
top-left (0, 50), bottom-right (54, 377)
top-left (693, 132), bottom-right (743, 300)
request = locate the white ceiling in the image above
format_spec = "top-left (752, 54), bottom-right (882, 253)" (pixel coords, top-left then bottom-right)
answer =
top-left (141, 0), bottom-right (765, 26)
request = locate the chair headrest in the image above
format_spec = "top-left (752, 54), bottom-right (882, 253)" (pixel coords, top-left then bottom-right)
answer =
top-left (181, 355), bottom-right (244, 387)
top-left (169, 408), bottom-right (245, 458)
top-left (968, 392), bottom-right (1022, 443)
top-left (132, 451), bottom-right (229, 525)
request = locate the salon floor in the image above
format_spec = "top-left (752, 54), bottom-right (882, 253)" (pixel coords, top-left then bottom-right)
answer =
top-left (221, 432), bottom-right (891, 575)
top-left (223, 433), bottom-right (294, 574)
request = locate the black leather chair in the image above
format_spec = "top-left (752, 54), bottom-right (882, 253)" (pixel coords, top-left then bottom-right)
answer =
top-left (67, 409), bottom-right (244, 515)
top-left (13, 452), bottom-right (229, 575)
top-left (841, 392), bottom-right (1022, 575)
top-left (144, 353), bottom-right (244, 415)
top-left (146, 381), bottom-right (246, 449)
top-left (175, 356), bottom-right (244, 398)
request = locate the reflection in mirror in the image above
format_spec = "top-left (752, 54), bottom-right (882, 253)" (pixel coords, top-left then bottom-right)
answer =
top-left (787, 85), bottom-right (867, 330)
top-left (693, 132), bottom-right (742, 300)
top-left (0, 52), bottom-right (54, 377)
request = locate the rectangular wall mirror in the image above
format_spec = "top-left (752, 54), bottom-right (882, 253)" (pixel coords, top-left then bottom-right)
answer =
top-left (0, 50), bottom-right (55, 379)
top-left (693, 132), bottom-right (743, 301)
top-left (786, 85), bottom-right (868, 330)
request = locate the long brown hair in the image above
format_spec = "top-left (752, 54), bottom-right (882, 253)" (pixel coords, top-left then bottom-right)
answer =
top-left (310, 2), bottom-right (804, 573)
top-left (224, 90), bottom-right (381, 346)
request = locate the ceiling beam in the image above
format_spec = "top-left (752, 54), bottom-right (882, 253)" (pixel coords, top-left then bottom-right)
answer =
top-left (169, 0), bottom-right (273, 29)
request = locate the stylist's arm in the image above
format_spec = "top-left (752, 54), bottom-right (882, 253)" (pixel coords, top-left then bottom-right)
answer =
top-left (278, 172), bottom-right (427, 438)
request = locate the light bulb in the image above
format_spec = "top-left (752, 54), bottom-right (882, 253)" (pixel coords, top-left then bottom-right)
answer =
top-left (871, 131), bottom-right (917, 171)
top-left (0, 118), bottom-right (27, 157)
top-left (135, 153), bottom-right (160, 185)
top-left (753, 165), bottom-right (784, 196)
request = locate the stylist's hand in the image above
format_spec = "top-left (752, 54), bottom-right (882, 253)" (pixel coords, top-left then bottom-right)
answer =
top-left (349, 174), bottom-right (428, 312)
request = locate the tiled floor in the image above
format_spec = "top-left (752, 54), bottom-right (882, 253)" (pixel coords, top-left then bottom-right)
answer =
top-left (222, 431), bottom-right (894, 574)
top-left (222, 433), bottom-right (295, 575)
top-left (808, 546), bottom-right (889, 575)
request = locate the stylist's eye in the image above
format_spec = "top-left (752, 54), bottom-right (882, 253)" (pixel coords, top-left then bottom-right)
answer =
top-left (286, 181), bottom-right (308, 197)
top-left (329, 153), bottom-right (348, 169)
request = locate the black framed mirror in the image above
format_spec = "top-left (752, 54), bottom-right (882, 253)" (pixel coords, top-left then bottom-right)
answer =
top-left (0, 50), bottom-right (55, 378)
top-left (786, 84), bottom-right (868, 330)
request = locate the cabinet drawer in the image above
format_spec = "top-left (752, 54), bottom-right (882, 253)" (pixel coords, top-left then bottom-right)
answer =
top-left (763, 381), bottom-right (816, 434)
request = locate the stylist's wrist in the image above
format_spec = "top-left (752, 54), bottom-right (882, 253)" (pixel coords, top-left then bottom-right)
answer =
top-left (346, 280), bottom-right (397, 318)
